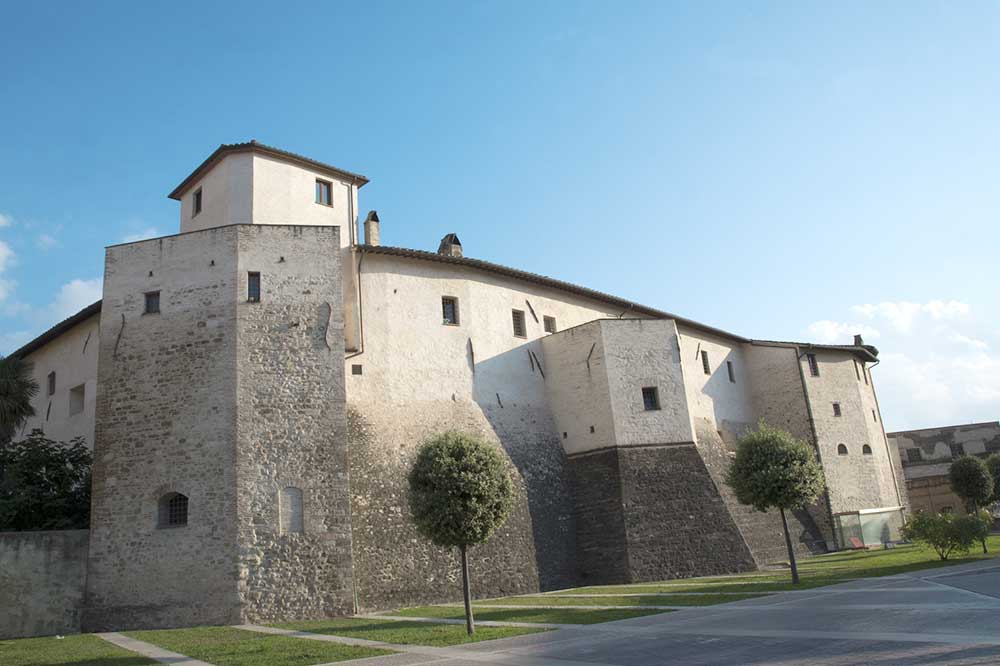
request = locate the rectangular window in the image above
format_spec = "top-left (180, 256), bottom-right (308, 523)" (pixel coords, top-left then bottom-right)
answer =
top-left (193, 188), bottom-right (202, 217)
top-left (726, 360), bottom-right (736, 383)
top-left (248, 272), bottom-right (261, 303)
top-left (832, 402), bottom-right (842, 417)
top-left (806, 353), bottom-right (819, 377)
top-left (949, 443), bottom-right (964, 459)
top-left (69, 384), bottom-right (85, 416)
top-left (512, 309), bottom-right (526, 338)
top-left (543, 316), bottom-right (557, 333)
top-left (47, 371), bottom-right (56, 396)
top-left (144, 291), bottom-right (160, 314)
top-left (701, 350), bottom-right (710, 375)
top-left (642, 386), bottom-right (660, 411)
top-left (907, 448), bottom-right (923, 463)
top-left (442, 297), bottom-right (459, 325)
top-left (315, 179), bottom-right (332, 206)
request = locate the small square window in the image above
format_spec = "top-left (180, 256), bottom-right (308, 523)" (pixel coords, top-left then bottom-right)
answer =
top-left (193, 188), bottom-right (202, 217)
top-left (351, 364), bottom-right (363, 375)
top-left (248, 272), bottom-right (261, 303)
top-left (144, 291), bottom-right (160, 314)
top-left (701, 350), bottom-right (710, 375)
top-left (47, 371), bottom-right (56, 396)
top-left (832, 402), bottom-right (842, 417)
top-left (806, 353), bottom-right (819, 377)
top-left (642, 387), bottom-right (660, 411)
top-left (512, 309), bottom-right (526, 338)
top-left (442, 297), bottom-right (459, 325)
top-left (726, 360), bottom-right (735, 383)
top-left (907, 448), bottom-right (923, 462)
top-left (315, 179), bottom-right (332, 206)
top-left (543, 316), bottom-right (557, 334)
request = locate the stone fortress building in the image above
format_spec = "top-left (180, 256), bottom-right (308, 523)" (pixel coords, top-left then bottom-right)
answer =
top-left (8, 141), bottom-right (908, 636)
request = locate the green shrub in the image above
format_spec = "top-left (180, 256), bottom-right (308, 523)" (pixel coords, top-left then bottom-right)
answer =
top-left (901, 510), bottom-right (991, 560)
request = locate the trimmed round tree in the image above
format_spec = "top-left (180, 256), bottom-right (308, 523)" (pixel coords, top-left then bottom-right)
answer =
top-left (948, 455), bottom-right (993, 553)
top-left (725, 422), bottom-right (826, 584)
top-left (408, 431), bottom-right (514, 635)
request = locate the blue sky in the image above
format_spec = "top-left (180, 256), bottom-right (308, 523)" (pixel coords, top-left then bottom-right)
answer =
top-left (1, 2), bottom-right (997, 430)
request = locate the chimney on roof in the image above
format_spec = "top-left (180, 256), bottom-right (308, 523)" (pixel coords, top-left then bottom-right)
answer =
top-left (437, 233), bottom-right (462, 257)
top-left (854, 334), bottom-right (864, 346)
top-left (364, 210), bottom-right (380, 246)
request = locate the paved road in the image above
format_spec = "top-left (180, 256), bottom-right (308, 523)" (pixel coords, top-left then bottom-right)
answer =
top-left (357, 557), bottom-right (1000, 666)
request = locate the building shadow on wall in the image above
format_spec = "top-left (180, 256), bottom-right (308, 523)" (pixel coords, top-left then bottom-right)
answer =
top-left (466, 337), bottom-right (578, 591)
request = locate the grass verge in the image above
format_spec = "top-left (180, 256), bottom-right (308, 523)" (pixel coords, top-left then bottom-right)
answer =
top-left (553, 536), bottom-right (1000, 596)
top-left (0, 634), bottom-right (156, 666)
top-left (477, 593), bottom-right (766, 606)
top-left (125, 626), bottom-right (390, 666)
top-left (270, 617), bottom-right (545, 647)
top-left (391, 606), bottom-right (669, 624)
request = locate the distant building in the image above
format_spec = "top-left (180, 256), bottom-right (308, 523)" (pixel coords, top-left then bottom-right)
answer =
top-left (888, 421), bottom-right (1000, 515)
top-left (5, 141), bottom-right (907, 637)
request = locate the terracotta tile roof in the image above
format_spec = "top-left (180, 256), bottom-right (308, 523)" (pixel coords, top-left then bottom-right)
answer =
top-left (167, 140), bottom-right (369, 200)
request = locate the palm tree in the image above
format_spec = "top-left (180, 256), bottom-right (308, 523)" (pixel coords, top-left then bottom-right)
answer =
top-left (0, 355), bottom-right (38, 442)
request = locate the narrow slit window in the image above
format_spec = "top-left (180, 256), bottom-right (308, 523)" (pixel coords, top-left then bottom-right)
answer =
top-left (193, 188), bottom-right (202, 217)
top-left (144, 291), bottom-right (160, 314)
top-left (248, 272), bottom-right (261, 303)
top-left (442, 297), bottom-right (459, 325)
top-left (512, 309), bottom-right (526, 338)
top-left (872, 409), bottom-right (877, 422)
top-left (726, 360), bottom-right (735, 383)
top-left (543, 316), bottom-right (557, 334)
top-left (280, 487), bottom-right (304, 534)
top-left (701, 350), bottom-right (710, 375)
top-left (642, 386), bottom-right (660, 411)
top-left (832, 402), bottom-right (842, 417)
top-left (853, 359), bottom-right (861, 381)
top-left (47, 371), bottom-right (56, 396)
top-left (315, 179), bottom-right (332, 206)
top-left (806, 353), bottom-right (820, 377)
top-left (862, 365), bottom-right (869, 385)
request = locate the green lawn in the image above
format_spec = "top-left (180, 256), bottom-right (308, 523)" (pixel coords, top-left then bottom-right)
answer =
top-left (125, 626), bottom-right (390, 666)
top-left (0, 634), bottom-right (156, 666)
top-left (554, 536), bottom-right (1000, 596)
top-left (391, 605), bottom-right (668, 624)
top-left (477, 593), bottom-right (767, 606)
top-left (270, 617), bottom-right (545, 647)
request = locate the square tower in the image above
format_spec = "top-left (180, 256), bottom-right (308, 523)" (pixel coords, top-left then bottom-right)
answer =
top-left (83, 224), bottom-right (351, 631)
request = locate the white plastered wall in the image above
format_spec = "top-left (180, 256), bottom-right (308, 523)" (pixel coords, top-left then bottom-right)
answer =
top-left (20, 315), bottom-right (100, 448)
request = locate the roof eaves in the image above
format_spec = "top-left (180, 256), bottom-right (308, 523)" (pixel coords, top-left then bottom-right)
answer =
top-left (357, 244), bottom-right (750, 343)
top-left (168, 141), bottom-right (369, 200)
top-left (9, 300), bottom-right (103, 359)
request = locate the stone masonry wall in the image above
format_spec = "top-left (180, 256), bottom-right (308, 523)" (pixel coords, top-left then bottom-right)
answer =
top-left (348, 400), bottom-right (576, 611)
top-left (0, 530), bottom-right (89, 639)
top-left (617, 444), bottom-right (756, 580)
top-left (234, 225), bottom-right (354, 622)
top-left (84, 228), bottom-right (242, 631)
top-left (568, 449), bottom-right (630, 585)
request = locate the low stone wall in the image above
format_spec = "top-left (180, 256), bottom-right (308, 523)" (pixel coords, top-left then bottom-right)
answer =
top-left (0, 530), bottom-right (89, 639)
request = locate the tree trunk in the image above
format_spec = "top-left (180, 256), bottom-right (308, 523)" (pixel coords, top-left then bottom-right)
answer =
top-left (460, 544), bottom-right (475, 635)
top-left (780, 508), bottom-right (800, 585)
top-left (974, 503), bottom-right (988, 554)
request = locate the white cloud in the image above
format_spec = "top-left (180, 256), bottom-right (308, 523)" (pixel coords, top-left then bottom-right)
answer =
top-left (122, 227), bottom-right (161, 243)
top-left (0, 239), bottom-right (14, 274)
top-left (807, 299), bottom-right (999, 431)
top-left (806, 320), bottom-right (880, 344)
top-left (48, 278), bottom-right (102, 321)
top-left (852, 300), bottom-right (969, 333)
top-left (36, 233), bottom-right (58, 250)
top-left (0, 212), bottom-right (11, 227)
